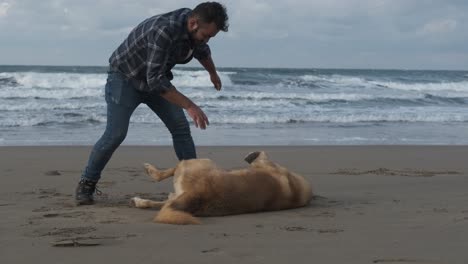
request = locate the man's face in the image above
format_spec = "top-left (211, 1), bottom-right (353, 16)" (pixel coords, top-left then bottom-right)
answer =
top-left (189, 19), bottom-right (219, 45)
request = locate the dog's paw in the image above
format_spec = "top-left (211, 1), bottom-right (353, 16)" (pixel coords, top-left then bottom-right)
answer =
top-left (244, 151), bottom-right (261, 164)
top-left (144, 163), bottom-right (164, 181)
top-left (129, 196), bottom-right (142, 208)
top-left (144, 163), bottom-right (156, 174)
top-left (143, 162), bottom-right (153, 170)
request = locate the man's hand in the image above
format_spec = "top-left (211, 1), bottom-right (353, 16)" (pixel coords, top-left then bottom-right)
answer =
top-left (210, 72), bottom-right (222, 91)
top-left (160, 86), bottom-right (209, 130)
top-left (186, 104), bottom-right (209, 129)
top-left (198, 56), bottom-right (222, 91)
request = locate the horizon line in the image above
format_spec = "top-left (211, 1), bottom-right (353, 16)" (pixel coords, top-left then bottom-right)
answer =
top-left (0, 64), bottom-right (467, 72)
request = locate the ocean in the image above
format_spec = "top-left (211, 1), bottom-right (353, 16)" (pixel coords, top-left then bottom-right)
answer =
top-left (1, 65), bottom-right (467, 146)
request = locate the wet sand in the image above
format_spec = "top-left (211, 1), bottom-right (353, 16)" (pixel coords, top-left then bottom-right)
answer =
top-left (1, 146), bottom-right (468, 264)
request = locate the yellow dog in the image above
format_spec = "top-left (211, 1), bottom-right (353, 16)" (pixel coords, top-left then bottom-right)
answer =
top-left (131, 151), bottom-right (313, 224)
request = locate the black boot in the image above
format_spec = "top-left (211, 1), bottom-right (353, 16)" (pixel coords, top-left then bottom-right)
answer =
top-left (75, 179), bottom-right (100, 205)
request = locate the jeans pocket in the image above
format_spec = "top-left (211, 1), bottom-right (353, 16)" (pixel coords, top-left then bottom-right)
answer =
top-left (105, 72), bottom-right (125, 104)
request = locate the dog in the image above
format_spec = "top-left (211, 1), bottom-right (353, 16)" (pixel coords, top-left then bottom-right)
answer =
top-left (130, 151), bottom-right (313, 224)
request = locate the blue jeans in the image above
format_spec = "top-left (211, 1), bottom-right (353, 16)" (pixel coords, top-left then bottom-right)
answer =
top-left (81, 71), bottom-right (196, 182)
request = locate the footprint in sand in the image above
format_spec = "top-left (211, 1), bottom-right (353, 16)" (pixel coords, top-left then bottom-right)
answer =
top-left (29, 188), bottom-right (68, 199)
top-left (52, 240), bottom-right (101, 247)
top-left (281, 226), bottom-right (344, 234)
top-left (317, 228), bottom-right (344, 234)
top-left (311, 195), bottom-right (343, 209)
top-left (32, 206), bottom-right (51, 213)
top-left (108, 167), bottom-right (142, 177)
top-left (280, 226), bottom-right (314, 232)
top-left (53, 227), bottom-right (96, 237)
top-left (372, 258), bottom-right (432, 263)
top-left (331, 168), bottom-right (460, 177)
top-left (98, 218), bottom-right (126, 224)
top-left (98, 181), bottom-right (116, 187)
top-left (453, 216), bottom-right (468, 223)
top-left (433, 208), bottom-right (448, 213)
top-left (312, 211), bottom-right (336, 218)
top-left (209, 232), bottom-right (248, 239)
top-left (42, 211), bottom-right (89, 219)
top-left (51, 235), bottom-right (129, 247)
top-left (201, 248), bottom-right (222, 254)
top-left (33, 226), bottom-right (97, 238)
top-left (44, 170), bottom-right (61, 176)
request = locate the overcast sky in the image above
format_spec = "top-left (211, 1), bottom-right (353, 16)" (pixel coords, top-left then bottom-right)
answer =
top-left (1, 0), bottom-right (467, 70)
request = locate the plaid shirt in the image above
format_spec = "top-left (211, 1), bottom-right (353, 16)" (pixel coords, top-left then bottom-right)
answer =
top-left (109, 8), bottom-right (211, 93)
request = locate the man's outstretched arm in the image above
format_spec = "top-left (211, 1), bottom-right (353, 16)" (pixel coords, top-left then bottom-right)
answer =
top-left (198, 55), bottom-right (222, 91)
top-left (160, 87), bottom-right (209, 130)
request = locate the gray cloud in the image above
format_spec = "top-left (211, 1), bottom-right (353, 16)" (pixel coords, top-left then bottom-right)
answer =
top-left (0, 0), bottom-right (467, 69)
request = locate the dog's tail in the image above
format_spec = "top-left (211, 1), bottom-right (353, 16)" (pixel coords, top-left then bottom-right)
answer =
top-left (154, 193), bottom-right (202, 225)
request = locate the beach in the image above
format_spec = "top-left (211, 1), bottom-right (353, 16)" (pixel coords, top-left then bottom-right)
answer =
top-left (2, 0), bottom-right (468, 263)
top-left (1, 145), bottom-right (467, 264)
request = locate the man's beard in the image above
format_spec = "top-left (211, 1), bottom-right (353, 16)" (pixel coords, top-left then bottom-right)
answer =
top-left (190, 27), bottom-right (203, 45)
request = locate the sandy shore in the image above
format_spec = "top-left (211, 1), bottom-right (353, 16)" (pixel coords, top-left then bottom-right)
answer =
top-left (1, 145), bottom-right (468, 264)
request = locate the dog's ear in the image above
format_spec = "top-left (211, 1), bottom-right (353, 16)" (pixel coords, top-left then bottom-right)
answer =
top-left (244, 151), bottom-right (261, 164)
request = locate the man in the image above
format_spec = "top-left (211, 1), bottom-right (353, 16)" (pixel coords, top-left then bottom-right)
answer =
top-left (75, 2), bottom-right (229, 205)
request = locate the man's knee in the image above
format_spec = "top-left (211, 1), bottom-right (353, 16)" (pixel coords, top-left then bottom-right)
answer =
top-left (112, 129), bottom-right (128, 144)
top-left (102, 127), bottom-right (128, 147)
top-left (168, 117), bottom-right (191, 135)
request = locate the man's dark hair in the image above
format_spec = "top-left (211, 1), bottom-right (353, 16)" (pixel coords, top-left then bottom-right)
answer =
top-left (192, 2), bottom-right (229, 32)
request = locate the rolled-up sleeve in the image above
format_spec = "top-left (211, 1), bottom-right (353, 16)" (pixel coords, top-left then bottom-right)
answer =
top-left (146, 26), bottom-right (174, 94)
top-left (193, 43), bottom-right (211, 61)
